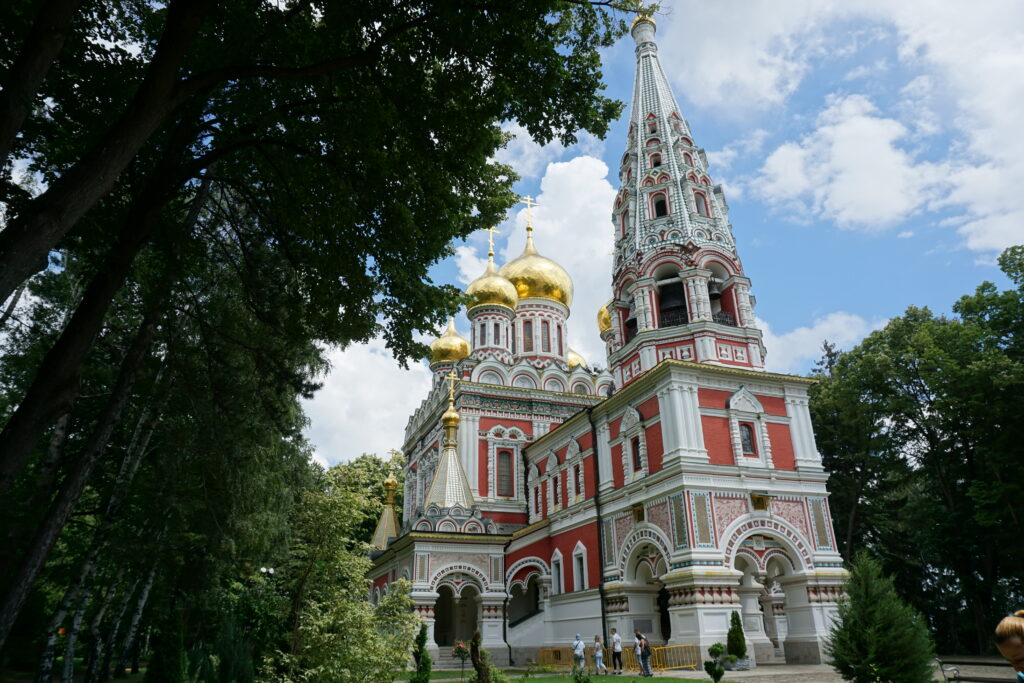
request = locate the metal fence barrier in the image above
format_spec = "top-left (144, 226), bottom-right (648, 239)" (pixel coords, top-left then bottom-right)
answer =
top-left (535, 645), bottom-right (698, 672)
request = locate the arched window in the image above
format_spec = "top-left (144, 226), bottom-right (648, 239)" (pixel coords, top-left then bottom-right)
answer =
top-left (647, 121), bottom-right (658, 135)
top-left (650, 153), bottom-right (662, 168)
top-left (695, 192), bottom-right (709, 217)
top-left (620, 210), bottom-right (629, 237)
top-left (683, 152), bottom-right (694, 166)
top-left (523, 320), bottom-right (533, 352)
top-left (646, 137), bottom-right (660, 147)
top-left (740, 424), bottom-right (757, 456)
top-left (553, 473), bottom-right (562, 508)
top-left (494, 322), bottom-right (501, 347)
top-left (658, 281), bottom-right (688, 328)
top-left (653, 193), bottom-right (668, 218)
top-left (480, 322), bottom-right (487, 345)
top-left (624, 299), bottom-right (638, 343)
top-left (631, 436), bottom-right (643, 472)
top-left (497, 451), bottom-right (513, 497)
top-left (557, 326), bottom-right (564, 356)
top-left (702, 176), bottom-right (711, 186)
top-left (541, 321), bottom-right (551, 352)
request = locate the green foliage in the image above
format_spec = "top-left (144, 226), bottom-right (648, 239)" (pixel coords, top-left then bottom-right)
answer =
top-left (811, 246), bottom-right (1024, 652)
top-left (726, 611), bottom-right (746, 659)
top-left (411, 623), bottom-right (433, 683)
top-left (827, 552), bottom-right (935, 683)
top-left (145, 611), bottom-right (188, 683)
top-left (702, 642), bottom-right (725, 683)
top-left (572, 664), bottom-right (592, 683)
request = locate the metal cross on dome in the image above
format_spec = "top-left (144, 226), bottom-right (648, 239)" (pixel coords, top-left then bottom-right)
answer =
top-left (520, 195), bottom-right (539, 228)
top-left (484, 225), bottom-right (499, 257)
top-left (446, 370), bottom-right (458, 404)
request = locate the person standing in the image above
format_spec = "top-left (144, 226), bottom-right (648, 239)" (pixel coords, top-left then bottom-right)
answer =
top-left (610, 627), bottom-right (623, 674)
top-left (633, 630), bottom-right (644, 674)
top-left (640, 635), bottom-right (653, 677)
top-left (573, 633), bottom-right (586, 671)
top-left (593, 635), bottom-right (608, 675)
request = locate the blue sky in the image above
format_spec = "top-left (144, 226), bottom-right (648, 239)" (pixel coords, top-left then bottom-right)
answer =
top-left (304, 1), bottom-right (1024, 465)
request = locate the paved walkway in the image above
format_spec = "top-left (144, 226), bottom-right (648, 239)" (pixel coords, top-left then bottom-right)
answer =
top-left (659, 664), bottom-right (843, 682)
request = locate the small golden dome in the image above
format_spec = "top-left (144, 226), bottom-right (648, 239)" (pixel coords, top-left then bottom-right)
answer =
top-left (499, 230), bottom-right (573, 307)
top-left (597, 301), bottom-right (612, 334)
top-left (442, 403), bottom-right (461, 427)
top-left (466, 256), bottom-right (518, 312)
top-left (383, 471), bottom-right (398, 491)
top-left (429, 318), bottom-right (470, 364)
top-left (631, 11), bottom-right (656, 31)
top-left (567, 348), bottom-right (587, 369)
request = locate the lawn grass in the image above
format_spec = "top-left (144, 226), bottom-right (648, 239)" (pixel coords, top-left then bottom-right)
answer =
top-left (393, 671), bottom-right (734, 683)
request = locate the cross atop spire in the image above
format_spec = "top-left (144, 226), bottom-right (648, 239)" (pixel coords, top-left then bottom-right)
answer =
top-left (484, 225), bottom-right (499, 258)
top-left (446, 370), bottom-right (458, 405)
top-left (520, 195), bottom-right (539, 233)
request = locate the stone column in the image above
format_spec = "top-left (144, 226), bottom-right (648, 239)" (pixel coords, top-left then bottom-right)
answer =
top-left (661, 569), bottom-right (743, 652)
top-left (478, 595), bottom-right (510, 665)
top-left (733, 281), bottom-right (755, 327)
top-left (736, 574), bottom-right (773, 664)
top-left (684, 274), bottom-right (712, 322)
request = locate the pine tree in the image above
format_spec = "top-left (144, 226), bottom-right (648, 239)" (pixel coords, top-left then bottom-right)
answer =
top-left (726, 611), bottom-right (747, 659)
top-left (827, 552), bottom-right (935, 683)
top-left (411, 623), bottom-right (432, 683)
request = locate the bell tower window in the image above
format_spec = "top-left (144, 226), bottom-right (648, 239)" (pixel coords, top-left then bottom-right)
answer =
top-left (624, 299), bottom-right (638, 343)
top-left (650, 153), bottom-right (662, 168)
top-left (658, 281), bottom-right (688, 328)
top-left (695, 192), bottom-right (710, 217)
top-left (652, 193), bottom-right (669, 218)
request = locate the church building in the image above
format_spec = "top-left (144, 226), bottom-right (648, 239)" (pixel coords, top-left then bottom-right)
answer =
top-left (368, 14), bottom-right (845, 667)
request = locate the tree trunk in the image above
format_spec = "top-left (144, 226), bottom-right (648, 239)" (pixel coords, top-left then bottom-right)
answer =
top-left (97, 580), bottom-right (137, 683)
top-left (0, 282), bottom-right (27, 328)
top-left (113, 560), bottom-right (158, 677)
top-left (0, 0), bottom-right (83, 164)
top-left (0, 304), bottom-right (162, 651)
top-left (36, 541), bottom-right (97, 683)
top-left (0, 0), bottom-right (214, 304)
top-left (85, 576), bottom-right (136, 683)
top-left (58, 580), bottom-right (93, 683)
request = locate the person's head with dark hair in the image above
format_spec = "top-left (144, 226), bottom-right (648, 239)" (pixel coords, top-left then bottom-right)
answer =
top-left (996, 610), bottom-right (1024, 675)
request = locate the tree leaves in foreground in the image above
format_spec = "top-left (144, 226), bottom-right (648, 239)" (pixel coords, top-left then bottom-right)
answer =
top-left (812, 245), bottom-right (1024, 653)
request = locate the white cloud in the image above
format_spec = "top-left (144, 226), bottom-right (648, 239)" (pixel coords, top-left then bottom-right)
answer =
top-left (843, 58), bottom-right (888, 81)
top-left (653, 1), bottom-right (1024, 254)
top-left (897, 230), bottom-right (914, 239)
top-left (302, 338), bottom-right (434, 465)
top-left (758, 312), bottom-right (875, 374)
top-left (493, 121), bottom-right (605, 179)
top-left (752, 94), bottom-right (947, 229)
top-left (706, 129), bottom-right (769, 171)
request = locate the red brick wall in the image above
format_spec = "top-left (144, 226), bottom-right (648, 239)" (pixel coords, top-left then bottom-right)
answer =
top-left (507, 535), bottom-right (552, 567)
top-left (756, 395), bottom-right (787, 416)
top-left (767, 422), bottom-right (796, 470)
top-left (698, 388), bottom-right (732, 409)
top-left (701, 415), bottom-right (733, 465)
top-left (549, 521), bottom-right (600, 592)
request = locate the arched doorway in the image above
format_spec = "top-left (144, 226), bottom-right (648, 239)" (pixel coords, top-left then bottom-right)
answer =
top-left (433, 583), bottom-right (481, 646)
top-left (508, 574), bottom-right (540, 624)
top-left (627, 544), bottom-right (670, 644)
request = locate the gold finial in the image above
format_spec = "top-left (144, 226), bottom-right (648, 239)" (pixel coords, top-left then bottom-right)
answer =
top-left (520, 195), bottom-right (539, 233)
top-left (484, 226), bottom-right (499, 259)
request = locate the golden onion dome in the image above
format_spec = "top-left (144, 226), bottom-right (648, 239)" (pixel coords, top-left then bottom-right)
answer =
top-left (466, 256), bottom-right (518, 312)
top-left (383, 471), bottom-right (398, 491)
top-left (429, 318), bottom-right (470, 364)
top-left (442, 402), bottom-right (461, 427)
top-left (499, 229), bottom-right (573, 307)
top-left (567, 348), bottom-right (587, 369)
top-left (597, 301), bottom-right (612, 334)
top-left (631, 11), bottom-right (656, 31)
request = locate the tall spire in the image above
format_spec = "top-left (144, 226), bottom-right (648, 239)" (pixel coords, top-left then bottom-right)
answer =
top-left (423, 372), bottom-right (475, 509)
top-left (371, 470), bottom-right (401, 549)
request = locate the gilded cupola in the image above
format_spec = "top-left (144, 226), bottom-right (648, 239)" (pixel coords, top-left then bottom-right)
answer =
top-left (567, 348), bottom-right (588, 369)
top-left (499, 225), bottom-right (574, 308)
top-left (429, 318), bottom-right (470, 364)
top-left (466, 249), bottom-right (518, 313)
top-left (597, 301), bottom-right (612, 335)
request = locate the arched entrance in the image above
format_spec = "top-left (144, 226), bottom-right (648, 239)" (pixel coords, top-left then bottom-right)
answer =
top-left (508, 574), bottom-right (540, 624)
top-left (626, 543), bottom-right (670, 644)
top-left (433, 583), bottom-right (481, 646)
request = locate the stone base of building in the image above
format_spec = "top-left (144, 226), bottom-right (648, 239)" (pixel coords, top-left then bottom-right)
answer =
top-left (783, 638), bottom-right (825, 664)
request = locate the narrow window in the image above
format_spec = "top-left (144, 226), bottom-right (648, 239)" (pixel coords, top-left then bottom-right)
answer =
top-left (471, 325), bottom-right (475, 347)
top-left (523, 320), bottom-right (533, 352)
top-left (632, 436), bottom-right (642, 472)
top-left (553, 474), bottom-right (561, 507)
top-left (684, 152), bottom-right (693, 167)
top-left (575, 555), bottom-right (586, 591)
top-left (553, 561), bottom-right (562, 595)
top-left (512, 327), bottom-right (517, 354)
top-left (654, 194), bottom-right (668, 218)
top-left (695, 192), bottom-right (709, 217)
top-left (740, 424), bottom-right (757, 456)
top-left (648, 121), bottom-right (657, 135)
top-left (498, 451), bottom-right (513, 496)
top-left (480, 322), bottom-right (487, 345)
top-left (557, 326), bottom-right (564, 356)
top-left (541, 321), bottom-right (551, 352)
top-left (534, 487), bottom-right (541, 514)
top-left (650, 153), bottom-right (662, 168)
top-left (574, 464), bottom-right (582, 497)
top-left (621, 210), bottom-right (629, 237)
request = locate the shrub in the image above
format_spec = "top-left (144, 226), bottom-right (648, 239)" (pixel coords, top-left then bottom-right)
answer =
top-left (826, 552), bottom-right (934, 683)
top-left (726, 611), bottom-right (747, 660)
top-left (703, 642), bottom-right (725, 683)
top-left (145, 611), bottom-right (187, 683)
top-left (410, 623), bottom-right (432, 683)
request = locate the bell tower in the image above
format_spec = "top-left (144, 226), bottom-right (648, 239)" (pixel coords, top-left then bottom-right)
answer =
top-left (602, 14), bottom-right (765, 387)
